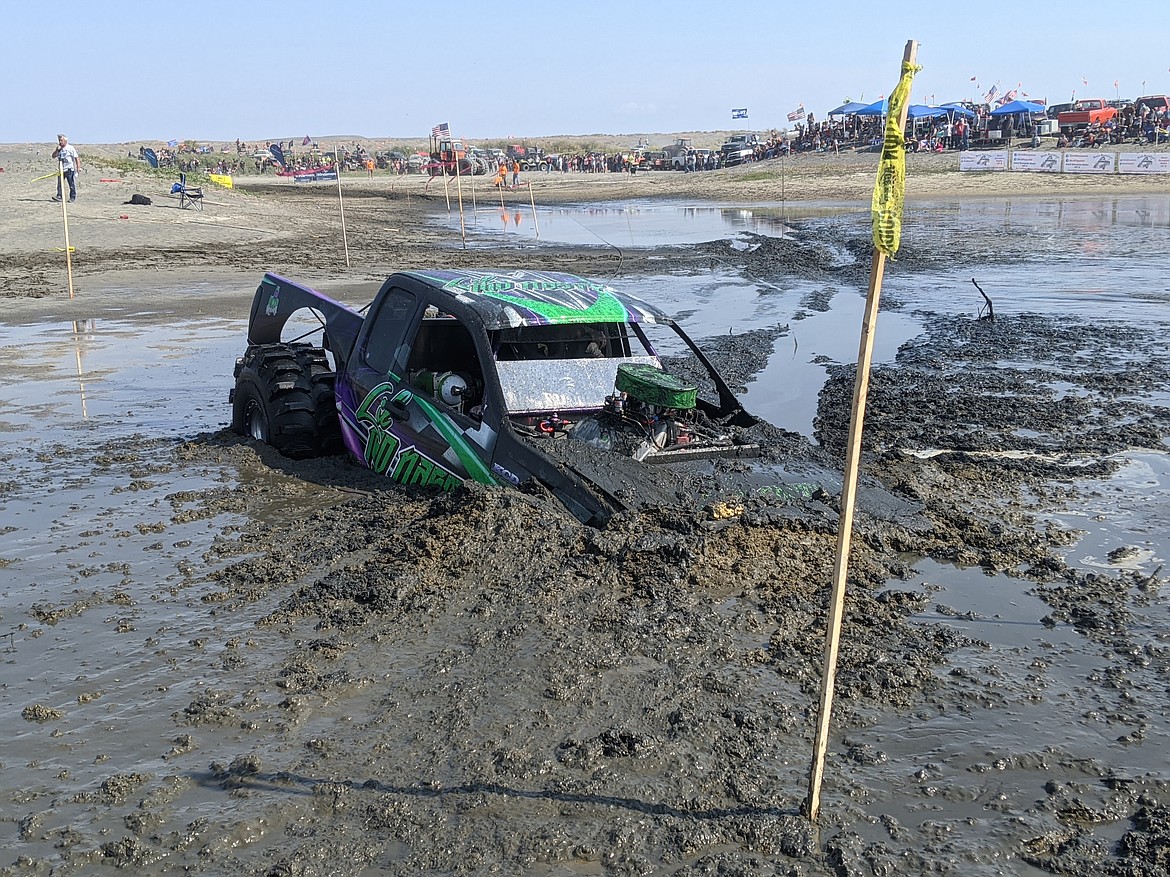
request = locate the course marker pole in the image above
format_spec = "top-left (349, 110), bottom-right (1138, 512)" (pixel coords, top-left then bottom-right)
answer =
top-left (470, 164), bottom-right (478, 226)
top-left (335, 143), bottom-right (350, 268)
top-left (59, 161), bottom-right (75, 299)
top-left (453, 139), bottom-right (467, 249)
top-left (805, 38), bottom-right (919, 824)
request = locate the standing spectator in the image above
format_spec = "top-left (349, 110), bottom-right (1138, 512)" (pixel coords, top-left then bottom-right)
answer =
top-left (51, 133), bottom-right (80, 202)
top-left (511, 158), bottom-right (520, 190)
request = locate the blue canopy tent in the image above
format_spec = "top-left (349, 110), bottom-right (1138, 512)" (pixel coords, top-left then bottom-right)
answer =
top-left (937, 102), bottom-right (976, 118)
top-left (854, 98), bottom-right (889, 116)
top-left (827, 101), bottom-right (868, 116)
top-left (989, 99), bottom-right (1046, 116)
top-left (906, 105), bottom-right (946, 120)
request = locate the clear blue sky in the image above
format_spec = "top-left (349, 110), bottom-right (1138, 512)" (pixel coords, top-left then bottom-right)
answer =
top-left (6, 0), bottom-right (1168, 144)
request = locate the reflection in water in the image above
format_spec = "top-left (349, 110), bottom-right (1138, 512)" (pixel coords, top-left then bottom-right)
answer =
top-left (457, 200), bottom-right (803, 246)
top-left (71, 318), bottom-right (96, 420)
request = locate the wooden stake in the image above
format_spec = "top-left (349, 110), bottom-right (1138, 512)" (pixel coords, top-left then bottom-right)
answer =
top-left (805, 38), bottom-right (918, 824)
top-left (470, 164), bottom-right (478, 226)
top-left (59, 162), bottom-right (75, 299)
top-left (454, 143), bottom-right (467, 249)
top-left (335, 143), bottom-right (350, 268)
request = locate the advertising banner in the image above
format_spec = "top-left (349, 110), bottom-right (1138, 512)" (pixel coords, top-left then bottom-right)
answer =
top-left (1011, 151), bottom-right (1062, 172)
top-left (960, 151), bottom-right (1009, 171)
top-left (293, 170), bottom-right (339, 183)
top-left (1062, 153), bottom-right (1116, 174)
top-left (1118, 152), bottom-right (1170, 174)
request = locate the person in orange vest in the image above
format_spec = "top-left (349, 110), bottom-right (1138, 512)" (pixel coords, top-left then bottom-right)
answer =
top-left (511, 158), bottom-right (520, 190)
top-left (494, 160), bottom-right (507, 188)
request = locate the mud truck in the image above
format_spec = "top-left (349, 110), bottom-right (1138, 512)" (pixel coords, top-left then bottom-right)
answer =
top-left (230, 270), bottom-right (776, 525)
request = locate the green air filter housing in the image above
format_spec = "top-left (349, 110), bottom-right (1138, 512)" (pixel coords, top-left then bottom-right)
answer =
top-left (615, 363), bottom-right (697, 410)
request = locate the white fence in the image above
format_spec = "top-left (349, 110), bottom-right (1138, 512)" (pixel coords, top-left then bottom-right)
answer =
top-left (959, 150), bottom-right (1170, 174)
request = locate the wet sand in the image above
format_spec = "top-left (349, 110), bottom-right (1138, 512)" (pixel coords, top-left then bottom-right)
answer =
top-left (2, 142), bottom-right (1170, 875)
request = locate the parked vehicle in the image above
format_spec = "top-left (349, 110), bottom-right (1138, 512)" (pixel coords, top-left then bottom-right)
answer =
top-left (720, 133), bottom-right (759, 167)
top-left (663, 138), bottom-right (693, 170)
top-left (1134, 95), bottom-right (1170, 116)
top-left (1058, 99), bottom-right (1118, 134)
top-left (426, 139), bottom-right (484, 176)
top-left (505, 145), bottom-right (549, 172)
top-left (640, 150), bottom-right (669, 170)
top-left (230, 270), bottom-right (765, 525)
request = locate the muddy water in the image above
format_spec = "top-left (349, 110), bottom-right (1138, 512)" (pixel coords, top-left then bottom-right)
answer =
top-left (451, 201), bottom-right (804, 247)
top-left (3, 197), bottom-right (1170, 875)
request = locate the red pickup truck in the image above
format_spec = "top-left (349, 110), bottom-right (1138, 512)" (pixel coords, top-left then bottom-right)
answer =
top-left (1058, 99), bottom-right (1118, 133)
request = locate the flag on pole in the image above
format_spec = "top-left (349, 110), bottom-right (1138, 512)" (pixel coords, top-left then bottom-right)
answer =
top-left (787, 104), bottom-right (805, 121)
top-left (998, 88), bottom-right (1018, 105)
top-left (302, 135), bottom-right (311, 146)
top-left (167, 139), bottom-right (178, 148)
top-left (871, 58), bottom-right (920, 257)
top-left (969, 75), bottom-right (977, 81)
top-left (983, 84), bottom-right (998, 103)
top-left (432, 122), bottom-right (450, 138)
top-left (731, 108), bottom-right (748, 119)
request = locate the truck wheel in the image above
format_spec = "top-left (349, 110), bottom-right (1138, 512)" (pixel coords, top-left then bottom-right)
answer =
top-left (231, 343), bottom-right (341, 459)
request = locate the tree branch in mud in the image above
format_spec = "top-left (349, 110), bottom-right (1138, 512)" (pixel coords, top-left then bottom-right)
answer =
top-left (971, 278), bottom-right (995, 322)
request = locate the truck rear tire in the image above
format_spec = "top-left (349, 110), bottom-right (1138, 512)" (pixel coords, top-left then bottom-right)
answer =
top-left (231, 343), bottom-right (341, 459)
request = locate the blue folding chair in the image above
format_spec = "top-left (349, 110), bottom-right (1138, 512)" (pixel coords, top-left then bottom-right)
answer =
top-left (173, 172), bottom-right (204, 210)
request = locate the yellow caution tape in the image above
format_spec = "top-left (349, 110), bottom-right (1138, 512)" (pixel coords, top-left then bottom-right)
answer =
top-left (871, 61), bottom-right (922, 257)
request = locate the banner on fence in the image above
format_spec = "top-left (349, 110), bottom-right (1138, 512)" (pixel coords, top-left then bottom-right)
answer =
top-left (1062, 153), bottom-right (1116, 174)
top-left (1011, 151), bottom-right (1062, 173)
top-left (1118, 152), bottom-right (1170, 174)
top-left (293, 170), bottom-right (339, 183)
top-left (960, 151), bottom-right (1008, 171)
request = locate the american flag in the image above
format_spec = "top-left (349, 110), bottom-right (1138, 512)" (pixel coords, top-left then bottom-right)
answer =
top-left (786, 104), bottom-right (805, 121)
top-left (432, 122), bottom-right (449, 138)
top-left (983, 84), bottom-right (999, 104)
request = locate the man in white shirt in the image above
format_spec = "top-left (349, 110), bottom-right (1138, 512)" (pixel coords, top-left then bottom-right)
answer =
top-left (51, 133), bottom-right (80, 202)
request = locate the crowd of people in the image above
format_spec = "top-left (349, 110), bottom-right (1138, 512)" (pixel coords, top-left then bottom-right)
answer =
top-left (117, 99), bottom-right (1170, 185)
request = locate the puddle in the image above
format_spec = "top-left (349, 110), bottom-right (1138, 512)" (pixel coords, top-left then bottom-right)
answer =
top-left (444, 200), bottom-right (812, 247)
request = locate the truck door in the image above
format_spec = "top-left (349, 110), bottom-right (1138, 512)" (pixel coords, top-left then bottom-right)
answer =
top-left (339, 284), bottom-right (501, 491)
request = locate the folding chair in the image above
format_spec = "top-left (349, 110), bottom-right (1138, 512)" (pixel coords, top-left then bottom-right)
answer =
top-left (174, 172), bottom-right (204, 210)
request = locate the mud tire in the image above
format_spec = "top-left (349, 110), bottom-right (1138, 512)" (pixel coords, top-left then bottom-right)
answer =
top-left (231, 343), bottom-right (341, 459)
